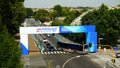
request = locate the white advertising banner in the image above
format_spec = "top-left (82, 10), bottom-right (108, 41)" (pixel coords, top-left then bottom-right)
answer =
top-left (20, 26), bottom-right (59, 34)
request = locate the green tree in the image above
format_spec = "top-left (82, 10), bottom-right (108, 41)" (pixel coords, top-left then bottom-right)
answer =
top-left (10, 1), bottom-right (26, 32)
top-left (50, 10), bottom-right (58, 20)
top-left (52, 20), bottom-right (64, 26)
top-left (0, 0), bottom-right (24, 67)
top-left (62, 7), bottom-right (70, 16)
top-left (63, 10), bottom-right (80, 25)
top-left (81, 4), bottom-right (120, 46)
top-left (0, 0), bottom-right (26, 35)
top-left (0, 16), bottom-right (21, 67)
top-left (26, 8), bottom-right (34, 18)
top-left (34, 9), bottom-right (50, 23)
top-left (0, 31), bottom-right (21, 68)
top-left (53, 5), bottom-right (62, 16)
top-left (98, 4), bottom-right (108, 15)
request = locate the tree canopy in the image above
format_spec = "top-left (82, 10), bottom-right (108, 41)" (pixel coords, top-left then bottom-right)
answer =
top-left (53, 5), bottom-right (62, 16)
top-left (26, 8), bottom-right (34, 18)
top-left (81, 4), bottom-right (120, 46)
top-left (34, 9), bottom-right (50, 23)
top-left (0, 31), bottom-right (21, 68)
top-left (0, 0), bottom-right (26, 67)
top-left (0, 0), bottom-right (26, 35)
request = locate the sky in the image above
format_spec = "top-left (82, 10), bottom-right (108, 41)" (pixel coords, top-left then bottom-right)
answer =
top-left (24, 0), bottom-right (120, 8)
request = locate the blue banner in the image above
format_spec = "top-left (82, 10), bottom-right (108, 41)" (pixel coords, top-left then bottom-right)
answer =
top-left (59, 25), bottom-right (95, 33)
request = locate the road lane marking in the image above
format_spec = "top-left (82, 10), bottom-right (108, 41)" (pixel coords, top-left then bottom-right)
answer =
top-left (57, 51), bottom-right (60, 54)
top-left (63, 52), bottom-right (66, 54)
top-left (41, 51), bottom-right (69, 55)
top-left (51, 52), bottom-right (53, 54)
top-left (54, 51), bottom-right (57, 54)
top-left (44, 52), bottom-right (47, 55)
top-left (48, 52), bottom-right (50, 54)
top-left (60, 51), bottom-right (63, 54)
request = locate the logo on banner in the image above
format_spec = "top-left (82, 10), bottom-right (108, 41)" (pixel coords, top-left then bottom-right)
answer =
top-left (36, 27), bottom-right (57, 32)
top-left (59, 26), bottom-right (73, 33)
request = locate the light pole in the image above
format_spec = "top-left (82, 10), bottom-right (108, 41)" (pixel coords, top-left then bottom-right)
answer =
top-left (48, 60), bottom-right (50, 68)
top-left (98, 38), bottom-right (103, 45)
top-left (62, 55), bottom-right (80, 68)
top-left (98, 37), bottom-right (116, 67)
top-left (99, 45), bottom-right (115, 67)
top-left (98, 38), bottom-right (103, 53)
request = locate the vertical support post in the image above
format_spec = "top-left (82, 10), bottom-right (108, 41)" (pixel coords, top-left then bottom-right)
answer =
top-left (20, 34), bottom-right (29, 55)
top-left (86, 32), bottom-right (97, 52)
top-left (48, 61), bottom-right (51, 68)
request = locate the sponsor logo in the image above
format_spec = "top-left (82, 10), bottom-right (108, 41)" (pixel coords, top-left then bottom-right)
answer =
top-left (36, 27), bottom-right (57, 32)
top-left (61, 27), bottom-right (70, 32)
top-left (36, 28), bottom-right (42, 31)
top-left (60, 26), bottom-right (73, 33)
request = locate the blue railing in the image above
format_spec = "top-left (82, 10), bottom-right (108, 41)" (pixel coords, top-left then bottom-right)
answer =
top-left (32, 35), bottom-right (44, 52)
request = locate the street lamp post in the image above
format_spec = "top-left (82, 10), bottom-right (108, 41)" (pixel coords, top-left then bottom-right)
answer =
top-left (99, 38), bottom-right (103, 44)
top-left (98, 37), bottom-right (116, 67)
top-left (98, 38), bottom-right (103, 53)
top-left (62, 55), bottom-right (80, 68)
top-left (48, 61), bottom-right (50, 68)
top-left (99, 45), bottom-right (115, 66)
top-left (48, 59), bottom-right (53, 68)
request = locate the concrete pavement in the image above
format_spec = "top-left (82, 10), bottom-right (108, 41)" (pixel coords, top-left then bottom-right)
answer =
top-left (22, 35), bottom-right (47, 68)
top-left (86, 49), bottom-right (120, 68)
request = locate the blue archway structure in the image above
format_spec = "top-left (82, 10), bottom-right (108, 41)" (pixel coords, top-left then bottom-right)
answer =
top-left (20, 25), bottom-right (97, 55)
top-left (59, 25), bottom-right (97, 52)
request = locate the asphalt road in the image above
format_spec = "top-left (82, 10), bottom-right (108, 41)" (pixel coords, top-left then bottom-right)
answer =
top-left (40, 34), bottom-right (102, 68)
top-left (33, 34), bottom-right (101, 68)
top-left (42, 53), bottom-right (102, 68)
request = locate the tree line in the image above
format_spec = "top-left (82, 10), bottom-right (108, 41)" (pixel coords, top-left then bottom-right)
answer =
top-left (0, 0), bottom-right (26, 67)
top-left (26, 4), bottom-right (88, 25)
